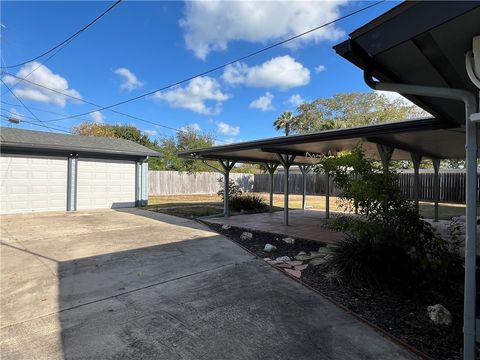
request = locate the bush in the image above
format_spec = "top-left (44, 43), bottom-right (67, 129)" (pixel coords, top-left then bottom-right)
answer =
top-left (318, 145), bottom-right (461, 288)
top-left (229, 193), bottom-right (267, 212)
top-left (217, 177), bottom-right (242, 200)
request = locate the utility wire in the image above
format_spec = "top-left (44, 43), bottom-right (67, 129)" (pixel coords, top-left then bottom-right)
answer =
top-left (0, 78), bottom-right (70, 133)
top-left (1, 0), bottom-right (123, 69)
top-left (1, 72), bottom-right (227, 143)
top-left (29, 0), bottom-right (385, 122)
top-left (1, 0), bottom-right (123, 96)
top-left (0, 114), bottom-right (70, 134)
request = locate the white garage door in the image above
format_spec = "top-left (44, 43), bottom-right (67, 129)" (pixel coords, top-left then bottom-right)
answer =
top-left (77, 159), bottom-right (136, 210)
top-left (0, 155), bottom-right (68, 214)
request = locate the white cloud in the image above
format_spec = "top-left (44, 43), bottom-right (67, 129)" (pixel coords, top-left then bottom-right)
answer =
top-left (8, 108), bottom-right (23, 120)
top-left (2, 62), bottom-right (81, 107)
top-left (152, 76), bottom-right (229, 115)
top-left (89, 111), bottom-right (105, 123)
top-left (181, 0), bottom-right (346, 60)
top-left (249, 92), bottom-right (274, 111)
top-left (314, 65), bottom-right (327, 74)
top-left (180, 123), bottom-right (202, 132)
top-left (217, 121), bottom-right (240, 136)
top-left (114, 67), bottom-right (144, 91)
top-left (288, 94), bottom-right (305, 107)
top-left (144, 129), bottom-right (158, 137)
top-left (223, 56), bottom-right (310, 90)
top-left (216, 137), bottom-right (242, 145)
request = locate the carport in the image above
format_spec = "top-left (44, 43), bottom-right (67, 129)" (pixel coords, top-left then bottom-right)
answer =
top-left (180, 2), bottom-right (480, 358)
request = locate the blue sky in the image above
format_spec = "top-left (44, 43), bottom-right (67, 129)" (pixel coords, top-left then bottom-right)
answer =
top-left (1, 1), bottom-right (400, 144)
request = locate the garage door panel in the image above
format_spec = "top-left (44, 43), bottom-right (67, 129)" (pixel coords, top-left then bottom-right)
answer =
top-left (77, 159), bottom-right (136, 210)
top-left (0, 155), bottom-right (68, 214)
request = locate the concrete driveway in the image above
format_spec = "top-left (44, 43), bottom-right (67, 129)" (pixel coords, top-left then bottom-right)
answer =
top-left (1, 209), bottom-right (418, 360)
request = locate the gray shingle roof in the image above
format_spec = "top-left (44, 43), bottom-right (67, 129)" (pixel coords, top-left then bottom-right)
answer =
top-left (0, 127), bottom-right (160, 157)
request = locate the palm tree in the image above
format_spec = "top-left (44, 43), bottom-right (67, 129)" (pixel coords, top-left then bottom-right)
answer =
top-left (273, 111), bottom-right (294, 136)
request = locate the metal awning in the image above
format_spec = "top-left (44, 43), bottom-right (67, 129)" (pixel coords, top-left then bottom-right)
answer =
top-left (179, 118), bottom-right (473, 164)
top-left (334, 1), bottom-right (480, 125)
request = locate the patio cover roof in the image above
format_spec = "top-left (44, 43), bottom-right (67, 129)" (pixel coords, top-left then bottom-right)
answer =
top-left (179, 118), bottom-right (473, 165)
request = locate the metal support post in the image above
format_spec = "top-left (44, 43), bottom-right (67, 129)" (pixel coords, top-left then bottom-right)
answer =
top-left (264, 163), bottom-right (278, 212)
top-left (325, 172), bottom-right (330, 219)
top-left (219, 160), bottom-right (236, 217)
top-left (411, 153), bottom-right (422, 211)
top-left (376, 143), bottom-right (394, 172)
top-left (299, 165), bottom-right (312, 210)
top-left (277, 154), bottom-right (296, 225)
top-left (432, 158), bottom-right (441, 222)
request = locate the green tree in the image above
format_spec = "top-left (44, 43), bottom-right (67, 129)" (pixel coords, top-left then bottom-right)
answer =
top-left (158, 125), bottom-right (216, 172)
top-left (273, 111), bottom-right (295, 136)
top-left (287, 92), bottom-right (428, 135)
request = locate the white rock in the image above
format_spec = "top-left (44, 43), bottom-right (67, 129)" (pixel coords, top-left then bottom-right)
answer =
top-left (221, 224), bottom-right (232, 230)
top-left (263, 243), bottom-right (277, 253)
top-left (240, 232), bottom-right (253, 241)
top-left (427, 304), bottom-right (452, 326)
top-left (275, 256), bottom-right (291, 262)
top-left (282, 237), bottom-right (295, 245)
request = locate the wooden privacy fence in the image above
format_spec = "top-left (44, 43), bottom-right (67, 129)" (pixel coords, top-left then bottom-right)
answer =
top-left (150, 170), bottom-right (479, 203)
top-left (149, 171), bottom-right (254, 195)
top-left (253, 171), bottom-right (480, 204)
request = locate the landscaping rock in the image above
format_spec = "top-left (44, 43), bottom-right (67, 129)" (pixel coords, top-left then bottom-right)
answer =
top-left (282, 237), bottom-right (295, 245)
top-left (427, 304), bottom-right (452, 326)
top-left (221, 224), bottom-right (232, 230)
top-left (295, 264), bottom-right (308, 271)
top-left (263, 243), bottom-right (277, 253)
top-left (294, 253), bottom-right (313, 261)
top-left (240, 232), bottom-right (253, 240)
top-left (285, 260), bottom-right (303, 267)
top-left (276, 263), bottom-right (293, 268)
top-left (284, 269), bottom-right (302, 278)
top-left (275, 256), bottom-right (291, 262)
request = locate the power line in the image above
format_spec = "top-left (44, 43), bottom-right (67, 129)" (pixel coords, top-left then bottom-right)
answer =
top-left (0, 114), bottom-right (71, 133)
top-left (1, 0), bottom-right (123, 69)
top-left (1, 100), bottom-right (99, 123)
top-left (1, 72), bottom-right (227, 143)
top-left (0, 78), bottom-right (70, 133)
top-left (1, 0), bottom-right (123, 96)
top-left (27, 0), bottom-right (385, 122)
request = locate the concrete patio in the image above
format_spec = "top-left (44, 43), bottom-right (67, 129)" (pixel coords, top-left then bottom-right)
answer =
top-left (205, 209), bottom-right (345, 244)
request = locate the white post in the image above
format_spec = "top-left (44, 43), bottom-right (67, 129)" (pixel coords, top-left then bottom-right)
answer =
top-left (325, 172), bottom-right (330, 219)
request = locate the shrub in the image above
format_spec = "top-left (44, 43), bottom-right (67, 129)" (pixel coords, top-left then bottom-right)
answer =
top-left (217, 177), bottom-right (242, 200)
top-left (317, 145), bottom-right (461, 288)
top-left (229, 193), bottom-right (267, 212)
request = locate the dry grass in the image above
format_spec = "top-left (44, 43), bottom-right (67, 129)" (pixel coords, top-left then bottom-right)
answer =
top-left (148, 193), bottom-right (470, 220)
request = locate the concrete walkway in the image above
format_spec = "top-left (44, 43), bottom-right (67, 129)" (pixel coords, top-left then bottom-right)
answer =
top-left (206, 209), bottom-right (345, 244)
top-left (1, 209), bottom-right (418, 359)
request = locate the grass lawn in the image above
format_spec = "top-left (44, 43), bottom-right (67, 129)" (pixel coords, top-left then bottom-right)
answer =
top-left (148, 193), bottom-right (470, 220)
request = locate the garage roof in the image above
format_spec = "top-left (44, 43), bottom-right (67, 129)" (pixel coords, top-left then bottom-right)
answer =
top-left (0, 127), bottom-right (160, 158)
top-left (179, 118), bottom-right (473, 165)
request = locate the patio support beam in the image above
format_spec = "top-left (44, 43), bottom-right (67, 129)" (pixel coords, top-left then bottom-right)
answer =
top-left (299, 165), bottom-right (312, 210)
top-left (202, 159), bottom-right (236, 217)
top-left (432, 158), bottom-right (441, 222)
top-left (264, 162), bottom-right (278, 212)
top-left (376, 143), bottom-right (395, 171)
top-left (277, 154), bottom-right (296, 225)
top-left (325, 171), bottom-right (331, 219)
top-left (411, 153), bottom-right (422, 211)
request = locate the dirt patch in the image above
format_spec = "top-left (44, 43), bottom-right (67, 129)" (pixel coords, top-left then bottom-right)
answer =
top-left (207, 222), bottom-right (474, 360)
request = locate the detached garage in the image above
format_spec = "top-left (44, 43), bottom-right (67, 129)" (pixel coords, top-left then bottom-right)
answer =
top-left (0, 127), bottom-right (159, 214)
